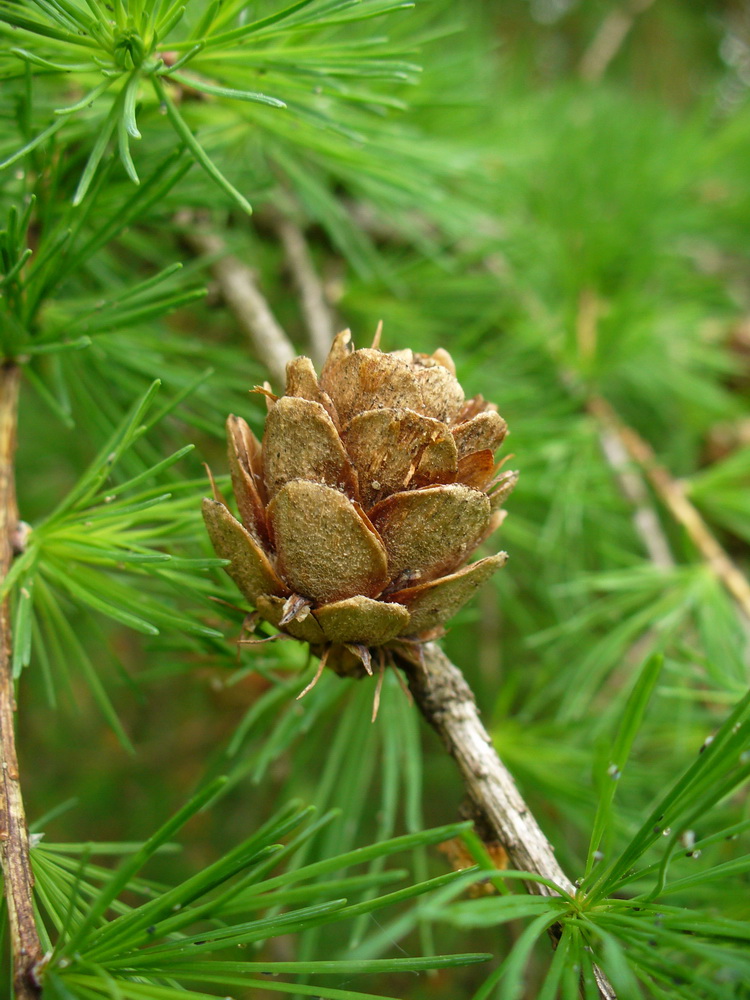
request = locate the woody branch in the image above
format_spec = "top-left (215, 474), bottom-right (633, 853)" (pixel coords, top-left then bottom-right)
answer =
top-left (0, 362), bottom-right (43, 999)
top-left (400, 643), bottom-right (617, 1000)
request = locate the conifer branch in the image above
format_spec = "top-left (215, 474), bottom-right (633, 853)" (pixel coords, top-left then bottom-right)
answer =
top-left (400, 642), bottom-right (617, 1000)
top-left (0, 362), bottom-right (43, 1000)
top-left (178, 218), bottom-right (296, 387)
top-left (590, 395), bottom-right (750, 619)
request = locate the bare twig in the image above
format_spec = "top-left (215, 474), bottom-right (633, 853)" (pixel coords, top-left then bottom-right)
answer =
top-left (590, 396), bottom-right (750, 621)
top-left (405, 643), bottom-right (572, 893)
top-left (178, 219), bottom-right (296, 387)
top-left (401, 642), bottom-right (616, 1000)
top-left (575, 291), bottom-right (674, 569)
top-left (0, 362), bottom-right (43, 999)
top-left (591, 403), bottom-right (674, 569)
top-left (579, 0), bottom-right (657, 83)
top-left (270, 213), bottom-right (335, 366)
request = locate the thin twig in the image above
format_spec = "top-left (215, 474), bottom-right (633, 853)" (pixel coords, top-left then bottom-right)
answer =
top-left (404, 643), bottom-right (572, 892)
top-left (0, 362), bottom-right (43, 999)
top-left (178, 218), bottom-right (296, 387)
top-left (575, 291), bottom-right (674, 569)
top-left (269, 212), bottom-right (335, 367)
top-left (579, 0), bottom-right (657, 83)
top-left (593, 407), bottom-right (674, 569)
top-left (590, 396), bottom-right (750, 621)
top-left (400, 642), bottom-right (616, 1000)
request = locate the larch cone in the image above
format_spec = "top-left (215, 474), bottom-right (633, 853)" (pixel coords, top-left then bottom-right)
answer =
top-left (203, 329), bottom-right (517, 688)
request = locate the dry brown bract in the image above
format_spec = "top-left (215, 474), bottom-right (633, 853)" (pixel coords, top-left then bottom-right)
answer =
top-left (203, 330), bottom-right (516, 694)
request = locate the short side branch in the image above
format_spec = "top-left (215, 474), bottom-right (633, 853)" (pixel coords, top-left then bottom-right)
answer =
top-left (401, 642), bottom-right (616, 1000)
top-left (590, 396), bottom-right (750, 620)
top-left (590, 402), bottom-right (674, 569)
top-left (575, 294), bottom-right (674, 569)
top-left (179, 221), bottom-right (296, 387)
top-left (0, 363), bottom-right (42, 999)
top-left (270, 213), bottom-right (335, 367)
top-left (405, 642), bottom-right (573, 894)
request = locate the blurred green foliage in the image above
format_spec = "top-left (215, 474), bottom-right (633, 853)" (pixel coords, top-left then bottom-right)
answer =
top-left (2, 0), bottom-right (750, 997)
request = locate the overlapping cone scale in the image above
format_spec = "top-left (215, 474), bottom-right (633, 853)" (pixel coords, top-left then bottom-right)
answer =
top-left (203, 330), bottom-right (515, 661)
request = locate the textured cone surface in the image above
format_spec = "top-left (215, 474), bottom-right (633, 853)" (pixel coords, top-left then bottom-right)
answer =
top-left (226, 416), bottom-right (268, 544)
top-left (412, 364), bottom-right (465, 422)
top-left (202, 499), bottom-right (287, 603)
top-left (368, 485), bottom-right (491, 582)
top-left (322, 349), bottom-right (424, 422)
top-left (457, 450), bottom-right (496, 491)
top-left (269, 480), bottom-right (389, 604)
top-left (413, 433), bottom-right (458, 488)
top-left (285, 355), bottom-right (339, 423)
top-left (343, 408), bottom-right (457, 508)
top-left (453, 411), bottom-right (507, 458)
top-left (263, 396), bottom-right (356, 499)
top-left (388, 553), bottom-right (508, 634)
top-left (203, 331), bottom-right (515, 653)
top-left (315, 595), bottom-right (410, 645)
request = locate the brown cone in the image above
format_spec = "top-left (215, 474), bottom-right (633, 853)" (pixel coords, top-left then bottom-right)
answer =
top-left (204, 330), bottom-right (515, 672)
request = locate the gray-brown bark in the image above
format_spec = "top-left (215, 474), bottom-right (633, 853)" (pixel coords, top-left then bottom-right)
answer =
top-left (270, 213), bottom-right (335, 367)
top-left (179, 222), bottom-right (296, 387)
top-left (401, 641), bottom-right (616, 1000)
